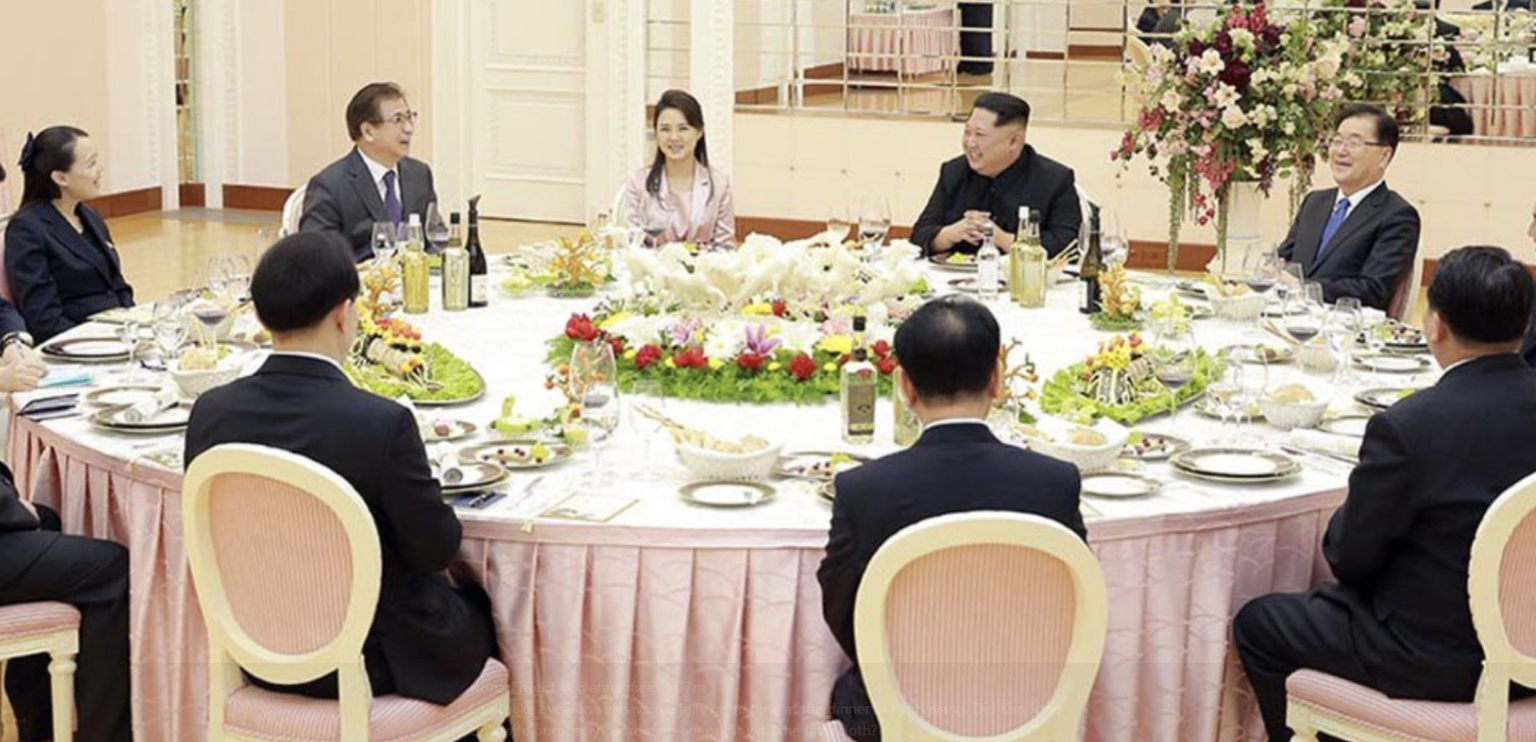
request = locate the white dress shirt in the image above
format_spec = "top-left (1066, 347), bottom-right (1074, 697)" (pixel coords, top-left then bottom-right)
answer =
top-left (921, 416), bottom-right (990, 433)
top-left (359, 149), bottom-right (402, 208)
top-left (269, 350), bottom-right (346, 374)
top-left (1334, 178), bottom-right (1385, 223)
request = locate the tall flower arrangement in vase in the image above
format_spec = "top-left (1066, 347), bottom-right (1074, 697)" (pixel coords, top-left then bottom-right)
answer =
top-left (1115, 3), bottom-right (1347, 271)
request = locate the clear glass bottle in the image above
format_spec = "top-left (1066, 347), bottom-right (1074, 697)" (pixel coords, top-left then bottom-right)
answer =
top-left (1017, 209), bottom-right (1048, 309)
top-left (892, 364), bottom-right (921, 447)
top-left (441, 212), bottom-right (469, 312)
top-left (401, 213), bottom-right (430, 314)
top-left (840, 316), bottom-right (876, 444)
top-left (977, 222), bottom-right (1000, 302)
top-left (1009, 206), bottom-right (1026, 305)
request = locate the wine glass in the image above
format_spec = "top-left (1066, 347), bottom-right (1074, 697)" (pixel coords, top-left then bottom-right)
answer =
top-left (1284, 283), bottom-right (1325, 364)
top-left (424, 202), bottom-right (450, 255)
top-left (826, 206), bottom-right (852, 245)
top-left (207, 256), bottom-right (232, 301)
top-left (1207, 358), bottom-right (1245, 444)
top-left (1363, 318), bottom-right (1391, 384)
top-left (371, 222), bottom-right (399, 264)
top-left (641, 195), bottom-right (671, 249)
top-left (858, 195), bottom-right (892, 256)
top-left (1326, 298), bottom-right (1363, 386)
top-left (191, 305), bottom-right (229, 349)
top-left (569, 341), bottom-right (620, 487)
top-left (1150, 316), bottom-right (1197, 422)
top-left (225, 254), bottom-right (252, 302)
top-left (1101, 212), bottom-right (1129, 266)
top-left (1234, 346), bottom-right (1269, 443)
top-left (628, 380), bottom-right (666, 480)
top-left (154, 316), bottom-right (187, 363)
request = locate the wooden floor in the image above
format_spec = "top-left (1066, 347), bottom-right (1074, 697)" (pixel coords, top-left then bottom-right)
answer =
top-left (110, 209), bottom-right (584, 304)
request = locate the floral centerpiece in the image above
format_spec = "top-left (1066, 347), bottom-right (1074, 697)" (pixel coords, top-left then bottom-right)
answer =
top-left (1116, 2), bottom-right (1347, 271)
top-left (1040, 333), bottom-right (1221, 424)
top-left (1310, 0), bottom-right (1442, 126)
top-left (502, 232), bottom-right (616, 298)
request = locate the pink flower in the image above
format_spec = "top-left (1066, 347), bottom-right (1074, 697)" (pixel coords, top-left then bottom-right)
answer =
top-left (1348, 17), bottom-right (1368, 38)
top-left (743, 324), bottom-right (781, 356)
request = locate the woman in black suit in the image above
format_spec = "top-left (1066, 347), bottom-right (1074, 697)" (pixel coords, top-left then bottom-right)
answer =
top-left (4, 127), bottom-right (134, 342)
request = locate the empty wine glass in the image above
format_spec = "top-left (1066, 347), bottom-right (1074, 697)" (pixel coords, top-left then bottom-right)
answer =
top-left (154, 317), bottom-right (187, 362)
top-left (569, 341), bottom-right (620, 487)
top-left (1207, 358), bottom-right (1245, 444)
top-left (371, 222), bottom-right (399, 264)
top-left (1234, 347), bottom-right (1269, 442)
top-left (1326, 298), bottom-right (1363, 386)
top-left (1101, 212), bottom-right (1129, 266)
top-left (225, 254), bottom-right (252, 302)
top-left (858, 195), bottom-right (892, 256)
top-left (628, 380), bottom-right (666, 480)
top-left (826, 206), bottom-right (853, 245)
top-left (207, 256), bottom-right (232, 300)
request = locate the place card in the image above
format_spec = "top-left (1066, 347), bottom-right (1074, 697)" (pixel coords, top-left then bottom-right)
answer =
top-left (541, 493), bottom-right (638, 523)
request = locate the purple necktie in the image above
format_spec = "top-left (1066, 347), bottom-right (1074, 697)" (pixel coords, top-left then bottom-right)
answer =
top-left (383, 170), bottom-right (403, 226)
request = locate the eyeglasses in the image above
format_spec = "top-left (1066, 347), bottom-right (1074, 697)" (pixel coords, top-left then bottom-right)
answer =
top-left (384, 110), bottom-right (420, 128)
top-left (1327, 136), bottom-right (1386, 153)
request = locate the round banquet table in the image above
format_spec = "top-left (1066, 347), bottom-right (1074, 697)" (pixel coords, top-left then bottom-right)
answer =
top-left (6, 263), bottom-right (1434, 742)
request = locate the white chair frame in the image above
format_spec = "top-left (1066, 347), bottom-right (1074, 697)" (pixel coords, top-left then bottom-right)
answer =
top-left (854, 511), bottom-right (1109, 742)
top-left (1286, 469), bottom-right (1536, 742)
top-left (184, 443), bottom-right (508, 742)
top-left (0, 604), bottom-right (79, 742)
top-left (280, 185), bottom-right (306, 237)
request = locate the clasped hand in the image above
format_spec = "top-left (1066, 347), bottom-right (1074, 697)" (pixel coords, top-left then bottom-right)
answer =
top-left (0, 343), bottom-right (47, 393)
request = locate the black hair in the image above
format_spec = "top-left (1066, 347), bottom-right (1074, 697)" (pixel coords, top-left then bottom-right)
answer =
top-left (973, 92), bottom-right (1032, 129)
top-left (251, 231), bottom-right (360, 333)
top-left (646, 89), bottom-right (713, 201)
top-left (1335, 103), bottom-right (1400, 153)
top-left (345, 82), bottom-right (407, 141)
top-left (893, 296), bottom-right (1001, 402)
top-left (19, 126), bottom-right (89, 207)
top-left (1427, 245), bottom-right (1533, 344)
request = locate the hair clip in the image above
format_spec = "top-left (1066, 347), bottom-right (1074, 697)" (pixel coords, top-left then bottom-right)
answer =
top-left (18, 132), bottom-right (36, 171)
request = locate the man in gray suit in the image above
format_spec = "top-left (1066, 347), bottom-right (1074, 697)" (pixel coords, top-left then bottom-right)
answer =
top-left (299, 82), bottom-right (438, 262)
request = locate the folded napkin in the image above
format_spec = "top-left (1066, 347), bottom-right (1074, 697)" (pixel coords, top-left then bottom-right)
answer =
top-left (39, 366), bottom-right (93, 388)
top-left (119, 386), bottom-right (180, 424)
top-left (1285, 429), bottom-right (1361, 461)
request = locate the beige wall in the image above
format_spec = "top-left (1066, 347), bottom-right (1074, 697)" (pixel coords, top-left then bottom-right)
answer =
top-left (281, 0), bottom-right (434, 187)
top-left (733, 112), bottom-right (1536, 264)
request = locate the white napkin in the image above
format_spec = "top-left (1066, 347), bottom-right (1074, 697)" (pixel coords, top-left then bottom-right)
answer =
top-left (119, 386), bottom-right (180, 424)
top-left (1285, 429), bottom-right (1361, 461)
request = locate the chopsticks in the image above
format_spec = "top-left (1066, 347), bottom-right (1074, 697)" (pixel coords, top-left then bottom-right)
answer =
top-left (1263, 321), bottom-right (1301, 348)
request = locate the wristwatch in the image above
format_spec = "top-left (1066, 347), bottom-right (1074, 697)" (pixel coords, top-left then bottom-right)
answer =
top-left (1, 332), bottom-right (34, 354)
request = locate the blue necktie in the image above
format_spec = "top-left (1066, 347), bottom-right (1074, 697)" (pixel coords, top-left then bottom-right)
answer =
top-left (382, 170), bottom-right (403, 226)
top-left (1316, 198), bottom-right (1350, 260)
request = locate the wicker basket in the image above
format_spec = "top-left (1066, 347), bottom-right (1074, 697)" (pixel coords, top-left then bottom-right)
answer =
top-left (676, 441), bottom-right (785, 481)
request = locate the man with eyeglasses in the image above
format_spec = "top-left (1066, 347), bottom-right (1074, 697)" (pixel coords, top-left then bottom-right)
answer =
top-left (1277, 104), bottom-right (1421, 311)
top-left (300, 82), bottom-right (439, 263)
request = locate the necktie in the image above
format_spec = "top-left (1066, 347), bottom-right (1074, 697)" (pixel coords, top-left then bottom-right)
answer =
top-left (1316, 197), bottom-right (1351, 260)
top-left (382, 170), bottom-right (403, 226)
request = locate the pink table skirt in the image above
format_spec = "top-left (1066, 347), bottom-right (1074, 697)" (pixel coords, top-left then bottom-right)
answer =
top-left (848, 7), bottom-right (954, 76)
top-left (1450, 72), bottom-right (1536, 138)
top-left (9, 413), bottom-right (1342, 742)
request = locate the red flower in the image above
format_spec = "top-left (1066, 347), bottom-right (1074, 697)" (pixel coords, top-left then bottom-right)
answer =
top-left (875, 357), bottom-right (896, 376)
top-left (564, 314), bottom-right (600, 342)
top-left (1213, 30), bottom-right (1234, 57)
top-left (1220, 60), bottom-right (1251, 91)
top-left (1188, 39), bottom-right (1206, 57)
top-left (872, 340), bottom-right (891, 359)
top-left (635, 344), bottom-right (663, 370)
top-left (788, 353), bottom-right (817, 382)
top-left (674, 347), bottom-right (708, 369)
top-left (737, 351), bottom-right (764, 372)
top-left (771, 300), bottom-right (788, 318)
top-left (607, 336), bottom-right (626, 358)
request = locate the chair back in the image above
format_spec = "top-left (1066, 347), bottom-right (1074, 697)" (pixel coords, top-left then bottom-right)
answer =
top-left (1125, 36), bottom-right (1153, 73)
top-left (280, 185), bottom-right (306, 237)
top-left (1074, 183), bottom-right (1096, 258)
top-left (1468, 470), bottom-right (1536, 741)
top-left (1386, 257), bottom-right (1417, 321)
top-left (854, 512), bottom-right (1108, 742)
top-left (183, 444), bottom-right (382, 696)
top-left (0, 217), bottom-right (10, 302)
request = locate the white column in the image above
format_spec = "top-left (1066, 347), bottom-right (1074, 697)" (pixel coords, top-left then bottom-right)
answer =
top-left (430, 0), bottom-right (473, 208)
top-left (689, 0), bottom-right (734, 176)
top-left (198, 0), bottom-right (232, 208)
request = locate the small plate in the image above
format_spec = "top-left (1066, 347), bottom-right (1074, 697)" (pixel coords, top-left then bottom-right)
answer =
top-left (1355, 387), bottom-right (1426, 411)
top-left (1318, 414), bottom-right (1372, 437)
top-left (41, 337), bottom-right (133, 363)
top-left (1080, 471), bottom-right (1162, 498)
top-left (83, 384), bottom-right (164, 409)
top-left (421, 419), bottom-right (478, 443)
top-left (1222, 343), bottom-right (1295, 365)
top-left (87, 406), bottom-right (190, 434)
top-left (1121, 432), bottom-right (1191, 461)
top-left (679, 481), bottom-right (777, 508)
top-left (948, 276), bottom-right (1007, 294)
top-left (1353, 353), bottom-right (1430, 374)
top-left (928, 254), bottom-right (977, 272)
top-left (461, 440), bottom-right (574, 470)
top-left (1193, 398), bottom-right (1264, 420)
top-left (1172, 448), bottom-right (1301, 480)
top-left (437, 461), bottom-right (508, 495)
top-left (775, 451), bottom-right (871, 481)
top-left (816, 481), bottom-right (836, 504)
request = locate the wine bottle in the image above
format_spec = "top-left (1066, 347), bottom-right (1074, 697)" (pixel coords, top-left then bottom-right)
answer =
top-left (1018, 209), bottom-right (1047, 309)
top-left (466, 195), bottom-right (489, 308)
top-left (442, 212), bottom-right (469, 312)
top-left (840, 316), bottom-right (876, 444)
top-left (401, 213), bottom-right (430, 314)
top-left (891, 364), bottom-right (921, 447)
top-left (1078, 205), bottom-right (1103, 315)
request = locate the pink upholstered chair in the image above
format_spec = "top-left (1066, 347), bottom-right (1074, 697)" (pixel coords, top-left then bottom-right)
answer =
top-left (183, 443), bottom-right (510, 742)
top-left (1286, 469), bottom-right (1536, 742)
top-left (819, 512), bottom-right (1109, 742)
top-left (0, 601), bottom-right (80, 742)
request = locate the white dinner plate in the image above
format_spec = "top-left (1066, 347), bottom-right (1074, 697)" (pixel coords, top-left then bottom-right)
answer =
top-left (420, 419), bottom-right (478, 443)
top-left (462, 440), bottom-right (574, 470)
top-left (437, 462), bottom-right (508, 494)
top-left (1317, 414), bottom-right (1372, 437)
top-left (41, 337), bottom-right (133, 363)
top-left (1172, 448), bottom-right (1301, 480)
top-left (1355, 387), bottom-right (1426, 411)
top-left (679, 481), bottom-right (777, 508)
top-left (1353, 353), bottom-right (1430, 374)
top-left (83, 385), bottom-right (164, 409)
top-left (88, 406), bottom-right (190, 434)
top-left (1080, 472), bottom-right (1162, 498)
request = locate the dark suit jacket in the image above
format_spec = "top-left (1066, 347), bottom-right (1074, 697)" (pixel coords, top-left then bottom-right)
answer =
top-left (911, 146), bottom-right (1082, 258)
top-left (185, 355), bottom-right (490, 704)
top-left (1277, 185), bottom-right (1420, 310)
top-left (1320, 354), bottom-right (1536, 697)
top-left (1522, 302), bottom-right (1536, 367)
top-left (0, 463), bottom-right (54, 590)
top-left (818, 423), bottom-right (1085, 740)
top-left (3, 202), bottom-right (135, 341)
top-left (299, 148), bottom-right (438, 262)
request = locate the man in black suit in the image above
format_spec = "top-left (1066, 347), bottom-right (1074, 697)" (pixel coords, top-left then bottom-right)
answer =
top-left (818, 296), bottom-right (1086, 742)
top-left (1234, 245), bottom-right (1536, 742)
top-left (299, 82), bottom-right (439, 262)
top-left (911, 93), bottom-right (1082, 258)
top-left (185, 231), bottom-right (493, 705)
top-left (1277, 104), bottom-right (1421, 311)
top-left (1522, 200), bottom-right (1536, 367)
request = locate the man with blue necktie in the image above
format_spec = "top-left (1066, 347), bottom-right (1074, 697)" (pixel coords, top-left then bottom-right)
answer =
top-left (300, 82), bottom-right (439, 263)
top-left (1278, 104), bottom-right (1420, 311)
